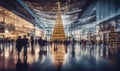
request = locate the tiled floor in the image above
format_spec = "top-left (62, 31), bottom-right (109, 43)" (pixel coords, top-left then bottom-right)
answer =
top-left (0, 43), bottom-right (120, 71)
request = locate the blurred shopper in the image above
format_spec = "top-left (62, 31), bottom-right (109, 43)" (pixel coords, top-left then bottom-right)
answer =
top-left (80, 40), bottom-right (83, 46)
top-left (16, 36), bottom-right (22, 58)
top-left (38, 37), bottom-right (42, 47)
top-left (72, 38), bottom-right (75, 44)
top-left (83, 40), bottom-right (86, 47)
top-left (31, 36), bottom-right (35, 55)
top-left (22, 35), bottom-right (29, 59)
top-left (91, 40), bottom-right (95, 47)
top-left (31, 36), bottom-right (34, 48)
top-left (38, 37), bottom-right (43, 51)
top-left (11, 39), bottom-right (15, 48)
top-left (8, 38), bottom-right (11, 48)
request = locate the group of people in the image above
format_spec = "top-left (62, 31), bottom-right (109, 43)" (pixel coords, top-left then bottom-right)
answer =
top-left (16, 35), bottom-right (29, 59)
top-left (0, 37), bottom-right (14, 48)
top-left (80, 39), bottom-right (97, 47)
top-left (16, 35), bottom-right (45, 59)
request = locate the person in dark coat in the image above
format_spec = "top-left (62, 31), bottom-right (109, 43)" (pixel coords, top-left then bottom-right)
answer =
top-left (16, 36), bottom-right (22, 58)
top-left (31, 36), bottom-right (35, 55)
top-left (38, 37), bottom-right (42, 47)
top-left (11, 39), bottom-right (15, 48)
top-left (38, 37), bottom-right (43, 50)
top-left (31, 36), bottom-right (34, 48)
top-left (22, 35), bottom-right (29, 59)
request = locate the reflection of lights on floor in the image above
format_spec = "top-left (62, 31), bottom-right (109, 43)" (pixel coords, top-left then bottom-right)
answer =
top-left (0, 43), bottom-right (119, 70)
top-left (51, 43), bottom-right (66, 66)
top-left (40, 55), bottom-right (46, 64)
top-left (5, 48), bottom-right (9, 58)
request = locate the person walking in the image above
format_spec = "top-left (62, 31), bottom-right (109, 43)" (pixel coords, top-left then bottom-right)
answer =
top-left (30, 36), bottom-right (35, 55)
top-left (38, 37), bottom-right (43, 51)
top-left (38, 37), bottom-right (42, 47)
top-left (31, 36), bottom-right (34, 48)
top-left (22, 35), bottom-right (29, 59)
top-left (16, 36), bottom-right (22, 58)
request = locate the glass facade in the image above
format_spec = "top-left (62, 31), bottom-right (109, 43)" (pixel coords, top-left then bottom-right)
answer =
top-left (0, 6), bottom-right (34, 39)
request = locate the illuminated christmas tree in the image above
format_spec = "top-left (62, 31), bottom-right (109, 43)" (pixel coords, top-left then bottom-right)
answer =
top-left (51, 2), bottom-right (66, 41)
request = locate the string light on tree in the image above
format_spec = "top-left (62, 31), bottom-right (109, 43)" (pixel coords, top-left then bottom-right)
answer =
top-left (51, 2), bottom-right (66, 41)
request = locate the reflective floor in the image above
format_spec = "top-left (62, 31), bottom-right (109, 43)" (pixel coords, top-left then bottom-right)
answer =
top-left (0, 43), bottom-right (120, 71)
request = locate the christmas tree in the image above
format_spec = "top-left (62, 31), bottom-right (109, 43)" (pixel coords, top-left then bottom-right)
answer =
top-left (51, 2), bottom-right (66, 41)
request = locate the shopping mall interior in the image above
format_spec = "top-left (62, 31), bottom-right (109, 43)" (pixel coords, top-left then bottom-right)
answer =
top-left (0, 0), bottom-right (120, 71)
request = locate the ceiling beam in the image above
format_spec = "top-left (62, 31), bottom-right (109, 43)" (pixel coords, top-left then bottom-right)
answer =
top-left (16, 0), bottom-right (45, 29)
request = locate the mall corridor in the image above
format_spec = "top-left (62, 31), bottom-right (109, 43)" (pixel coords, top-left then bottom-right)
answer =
top-left (0, 0), bottom-right (120, 71)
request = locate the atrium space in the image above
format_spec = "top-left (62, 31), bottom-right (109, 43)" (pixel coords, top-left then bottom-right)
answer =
top-left (0, 0), bottom-right (120, 71)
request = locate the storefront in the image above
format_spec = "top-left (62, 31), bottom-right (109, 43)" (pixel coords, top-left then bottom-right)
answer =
top-left (98, 15), bottom-right (120, 45)
top-left (35, 27), bottom-right (44, 39)
top-left (0, 6), bottom-right (34, 39)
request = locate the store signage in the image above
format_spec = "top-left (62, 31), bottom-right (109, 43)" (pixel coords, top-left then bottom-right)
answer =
top-left (108, 32), bottom-right (120, 46)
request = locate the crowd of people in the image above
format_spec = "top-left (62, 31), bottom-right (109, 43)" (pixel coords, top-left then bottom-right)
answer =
top-left (0, 37), bottom-right (14, 48)
top-left (0, 36), bottom-right (105, 60)
top-left (15, 35), bottom-right (46, 59)
top-left (64, 38), bottom-right (104, 47)
top-left (16, 35), bottom-right (29, 59)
